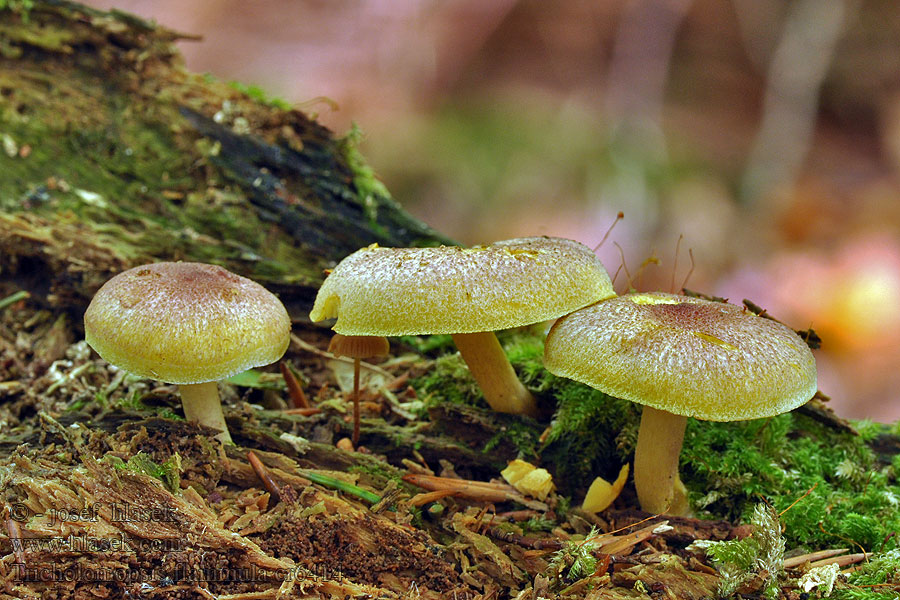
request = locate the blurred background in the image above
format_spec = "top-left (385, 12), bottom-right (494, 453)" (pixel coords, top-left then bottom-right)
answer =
top-left (82, 0), bottom-right (900, 422)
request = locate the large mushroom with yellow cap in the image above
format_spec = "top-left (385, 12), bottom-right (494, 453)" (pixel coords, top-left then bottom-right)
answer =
top-left (84, 262), bottom-right (292, 443)
top-left (544, 291), bottom-right (817, 515)
top-left (310, 236), bottom-right (615, 418)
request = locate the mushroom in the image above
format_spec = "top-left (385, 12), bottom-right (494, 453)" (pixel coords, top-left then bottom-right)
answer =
top-left (310, 237), bottom-right (615, 417)
top-left (327, 333), bottom-right (390, 446)
top-left (84, 262), bottom-right (291, 443)
top-left (543, 291), bottom-right (817, 515)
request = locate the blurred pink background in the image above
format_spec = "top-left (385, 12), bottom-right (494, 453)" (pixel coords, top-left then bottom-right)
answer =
top-left (82, 0), bottom-right (900, 422)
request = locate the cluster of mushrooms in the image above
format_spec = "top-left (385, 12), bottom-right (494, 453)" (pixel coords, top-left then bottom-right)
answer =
top-left (83, 236), bottom-right (817, 517)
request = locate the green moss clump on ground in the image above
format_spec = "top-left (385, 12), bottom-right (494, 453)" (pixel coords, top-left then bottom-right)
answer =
top-left (682, 415), bottom-right (900, 552)
top-left (483, 419), bottom-right (542, 459)
top-left (413, 352), bottom-right (484, 408)
top-left (697, 503), bottom-right (785, 599)
top-left (346, 455), bottom-right (411, 490)
top-left (415, 327), bottom-right (900, 554)
top-left (502, 330), bottom-right (550, 388)
top-left (540, 378), bottom-right (639, 495)
top-left (833, 549), bottom-right (900, 600)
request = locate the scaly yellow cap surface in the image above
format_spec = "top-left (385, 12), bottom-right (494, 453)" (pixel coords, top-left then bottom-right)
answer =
top-left (543, 292), bottom-right (817, 421)
top-left (84, 262), bottom-right (291, 384)
top-left (310, 236), bottom-right (615, 335)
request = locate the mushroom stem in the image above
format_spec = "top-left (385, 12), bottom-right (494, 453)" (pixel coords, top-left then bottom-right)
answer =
top-left (451, 332), bottom-right (539, 417)
top-left (352, 358), bottom-right (361, 447)
top-left (179, 382), bottom-right (232, 443)
top-left (633, 406), bottom-right (688, 515)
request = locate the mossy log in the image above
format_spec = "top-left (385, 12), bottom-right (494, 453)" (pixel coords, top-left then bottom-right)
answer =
top-left (0, 0), bottom-right (451, 320)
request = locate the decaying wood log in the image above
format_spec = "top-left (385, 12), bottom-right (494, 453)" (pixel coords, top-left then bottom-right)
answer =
top-left (0, 0), bottom-right (451, 321)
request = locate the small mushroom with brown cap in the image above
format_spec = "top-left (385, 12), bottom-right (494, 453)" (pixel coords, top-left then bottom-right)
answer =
top-left (543, 291), bottom-right (817, 515)
top-left (310, 237), bottom-right (615, 418)
top-left (84, 262), bottom-right (291, 443)
top-left (328, 333), bottom-right (390, 447)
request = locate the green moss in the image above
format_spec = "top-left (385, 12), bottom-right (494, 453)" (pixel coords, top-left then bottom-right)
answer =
top-left (338, 124), bottom-right (393, 236)
top-left (346, 455), bottom-right (410, 490)
top-left (227, 81), bottom-right (291, 110)
top-left (105, 451), bottom-right (182, 493)
top-left (502, 331), bottom-right (548, 388)
top-left (548, 527), bottom-right (602, 586)
top-left (397, 334), bottom-right (455, 356)
top-left (833, 549), bottom-right (900, 600)
top-left (682, 414), bottom-right (900, 552)
top-left (519, 516), bottom-right (555, 533)
top-left (483, 419), bottom-right (542, 458)
top-left (114, 392), bottom-right (151, 413)
top-left (0, 0), bottom-right (34, 22)
top-left (541, 375), bottom-right (639, 495)
top-left (413, 352), bottom-right (484, 408)
top-left (697, 504), bottom-right (785, 598)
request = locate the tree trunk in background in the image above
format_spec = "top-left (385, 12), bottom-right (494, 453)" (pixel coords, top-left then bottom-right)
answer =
top-left (0, 0), bottom-right (452, 321)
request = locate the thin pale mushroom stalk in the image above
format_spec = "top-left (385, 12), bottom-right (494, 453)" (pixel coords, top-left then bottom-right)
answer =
top-left (328, 333), bottom-right (389, 446)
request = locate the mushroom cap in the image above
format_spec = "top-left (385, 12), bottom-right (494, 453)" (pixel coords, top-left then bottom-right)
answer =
top-left (309, 236), bottom-right (615, 336)
top-left (543, 292), bottom-right (817, 421)
top-left (84, 262), bottom-right (291, 384)
top-left (328, 334), bottom-right (390, 359)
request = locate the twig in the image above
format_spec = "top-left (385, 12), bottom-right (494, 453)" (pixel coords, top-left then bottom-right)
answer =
top-left (784, 547), bottom-right (849, 569)
top-left (279, 362), bottom-right (309, 408)
top-left (281, 407), bottom-right (321, 416)
top-left (598, 521), bottom-right (669, 556)
top-left (484, 526), bottom-right (563, 550)
top-left (809, 552), bottom-right (869, 568)
top-left (408, 489), bottom-right (458, 507)
top-left (403, 473), bottom-right (519, 503)
top-left (247, 450), bottom-right (281, 503)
